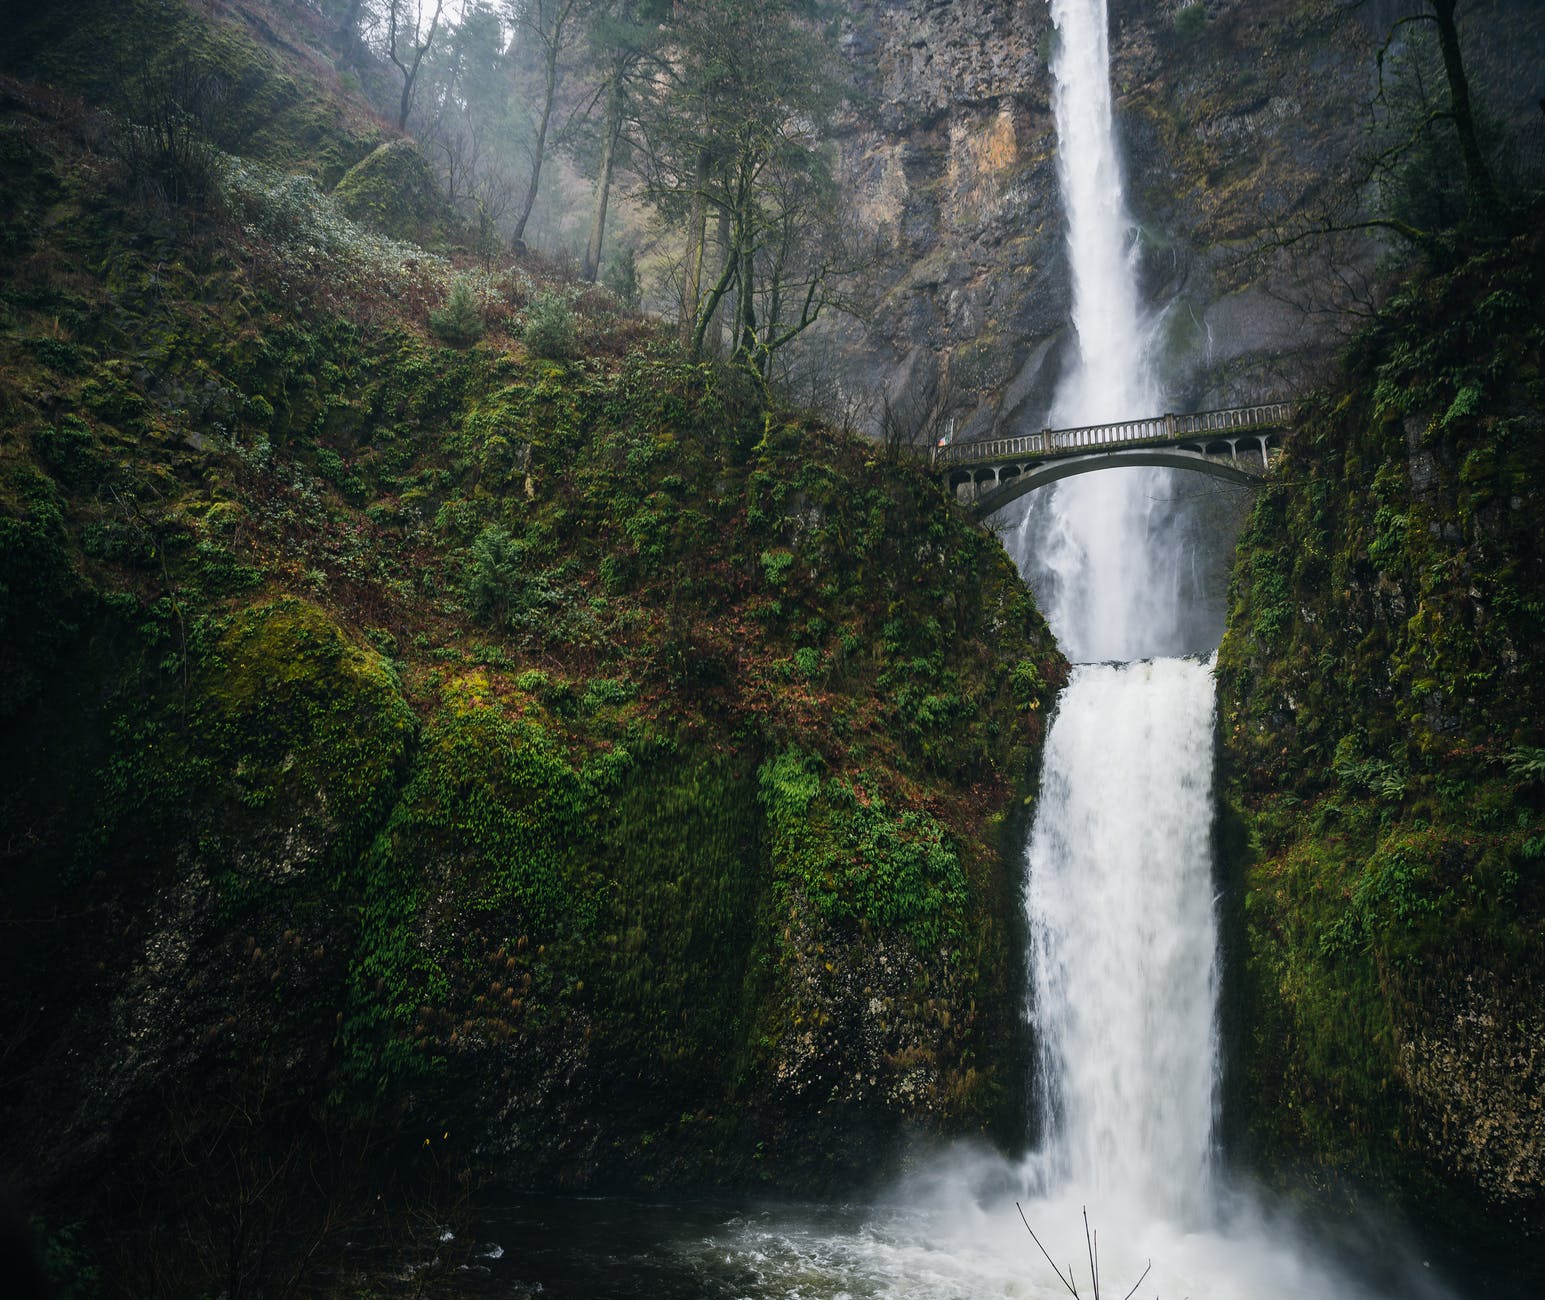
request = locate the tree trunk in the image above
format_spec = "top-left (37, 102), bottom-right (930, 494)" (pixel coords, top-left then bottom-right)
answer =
top-left (709, 204), bottom-right (730, 356)
top-left (1429, 0), bottom-right (1499, 222)
top-left (736, 239), bottom-right (756, 361)
top-left (691, 227), bottom-right (739, 359)
top-left (679, 148), bottom-right (709, 348)
top-left (389, 2), bottom-right (444, 134)
top-left (513, 9), bottom-right (566, 252)
top-left (581, 85), bottom-right (624, 282)
top-left (397, 75), bottom-right (416, 132)
top-left (512, 91), bottom-right (553, 250)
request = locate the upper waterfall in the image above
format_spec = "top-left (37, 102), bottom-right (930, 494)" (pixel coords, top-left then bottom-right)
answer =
top-left (1047, 0), bottom-right (1159, 428)
top-left (1005, 0), bottom-right (1191, 663)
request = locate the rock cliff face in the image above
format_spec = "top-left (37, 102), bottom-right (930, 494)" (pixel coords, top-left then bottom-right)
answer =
top-left (829, 0), bottom-right (1545, 435)
top-left (1215, 222), bottom-right (1545, 1283)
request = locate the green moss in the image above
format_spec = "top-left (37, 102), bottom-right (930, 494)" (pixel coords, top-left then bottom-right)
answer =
top-left (399, 673), bottom-right (593, 929)
top-left (1218, 223), bottom-right (1545, 1254)
top-left (760, 746), bottom-right (967, 952)
top-left (332, 140), bottom-right (458, 248)
top-left (583, 749), bottom-right (767, 1090)
top-left (0, 65), bottom-right (1068, 1285)
top-left (196, 597), bottom-right (415, 824)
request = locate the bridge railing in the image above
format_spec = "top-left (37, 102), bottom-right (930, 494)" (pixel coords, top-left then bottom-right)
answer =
top-left (930, 402), bottom-right (1295, 467)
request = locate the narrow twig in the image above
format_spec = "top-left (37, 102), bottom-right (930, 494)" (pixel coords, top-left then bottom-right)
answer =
top-left (1016, 1201), bottom-right (1081, 1297)
top-left (1120, 1259), bottom-right (1153, 1300)
top-left (1083, 1208), bottom-right (1098, 1298)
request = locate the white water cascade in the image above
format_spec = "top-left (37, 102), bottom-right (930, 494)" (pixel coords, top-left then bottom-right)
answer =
top-left (635, 3), bottom-right (1450, 1295)
top-left (1026, 658), bottom-right (1219, 1222)
top-left (1018, 0), bottom-right (1223, 1228)
top-left (1011, 0), bottom-right (1174, 665)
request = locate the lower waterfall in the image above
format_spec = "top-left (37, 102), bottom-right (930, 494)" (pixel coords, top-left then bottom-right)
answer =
top-left (1027, 656), bottom-right (1219, 1225)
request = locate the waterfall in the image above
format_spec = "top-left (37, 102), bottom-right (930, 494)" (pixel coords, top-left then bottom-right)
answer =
top-left (1027, 658), bottom-right (1219, 1221)
top-left (1014, 0), bottom-right (1225, 1223)
top-left (1046, 0), bottom-right (1155, 430)
top-left (1007, 0), bottom-right (1187, 663)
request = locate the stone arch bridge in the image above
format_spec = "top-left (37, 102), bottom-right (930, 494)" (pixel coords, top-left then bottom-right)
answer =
top-left (931, 403), bottom-right (1295, 518)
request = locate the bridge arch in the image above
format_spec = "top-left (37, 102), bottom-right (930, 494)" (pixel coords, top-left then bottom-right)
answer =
top-left (928, 403), bottom-right (1293, 518)
top-left (966, 449), bottom-right (1264, 518)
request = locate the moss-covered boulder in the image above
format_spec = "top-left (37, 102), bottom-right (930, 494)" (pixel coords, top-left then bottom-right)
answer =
top-left (332, 138), bottom-right (458, 248)
top-left (0, 592), bottom-right (418, 1295)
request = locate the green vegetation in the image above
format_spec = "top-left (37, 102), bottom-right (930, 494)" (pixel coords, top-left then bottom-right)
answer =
top-left (332, 137), bottom-right (459, 247)
top-left (760, 746), bottom-right (967, 952)
top-left (1172, 4), bottom-right (1206, 42)
top-left (0, 44), bottom-right (1063, 1294)
top-left (603, 245), bottom-right (644, 311)
top-left (2, 0), bottom-right (390, 185)
top-left (428, 275), bottom-right (486, 346)
top-left (520, 290), bottom-right (577, 360)
top-left (1217, 218), bottom-right (1545, 1268)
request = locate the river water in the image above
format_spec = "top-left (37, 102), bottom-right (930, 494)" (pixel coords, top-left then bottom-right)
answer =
top-left (455, 2), bottom-right (1450, 1296)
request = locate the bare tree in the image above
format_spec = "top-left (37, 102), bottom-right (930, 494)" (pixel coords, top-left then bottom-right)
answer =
top-left (1340, 0), bottom-right (1503, 243)
top-left (506, 0), bottom-right (588, 252)
top-left (878, 359), bottom-right (970, 462)
top-left (1408, 0), bottom-right (1499, 222)
top-left (387, 0), bottom-right (447, 132)
top-left (1240, 0), bottom-right (1516, 324)
top-left (412, 2), bottom-right (520, 257)
top-left (632, 0), bottom-right (866, 384)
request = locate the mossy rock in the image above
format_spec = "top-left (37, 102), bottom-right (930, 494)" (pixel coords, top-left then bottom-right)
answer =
top-left (194, 597), bottom-right (416, 831)
top-left (1217, 222), bottom-right (1545, 1279)
top-left (79, 595), bottom-right (418, 899)
top-left (332, 139), bottom-right (458, 249)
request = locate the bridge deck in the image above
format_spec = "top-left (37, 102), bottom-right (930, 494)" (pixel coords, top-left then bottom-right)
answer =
top-left (932, 402), bottom-right (1296, 468)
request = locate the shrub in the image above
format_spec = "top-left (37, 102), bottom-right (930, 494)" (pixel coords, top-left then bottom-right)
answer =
top-left (1173, 3), bottom-right (1206, 40)
top-left (116, 52), bottom-right (224, 207)
top-left (429, 277), bottom-right (485, 347)
top-left (602, 247), bottom-right (642, 312)
top-left (461, 525), bottom-right (561, 630)
top-left (759, 548), bottom-right (795, 585)
top-left (219, 157), bottom-right (450, 306)
top-left (462, 524), bottom-right (523, 624)
top-left (521, 292), bottom-right (575, 361)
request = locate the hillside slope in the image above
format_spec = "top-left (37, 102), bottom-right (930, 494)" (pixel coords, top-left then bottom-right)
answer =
top-left (0, 31), bottom-right (1063, 1299)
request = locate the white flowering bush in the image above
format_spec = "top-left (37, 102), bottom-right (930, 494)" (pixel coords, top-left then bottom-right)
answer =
top-left (219, 156), bottom-right (448, 306)
top-left (215, 155), bottom-right (626, 347)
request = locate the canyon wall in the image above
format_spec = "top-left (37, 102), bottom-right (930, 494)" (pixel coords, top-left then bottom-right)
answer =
top-left (828, 0), bottom-right (1545, 435)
